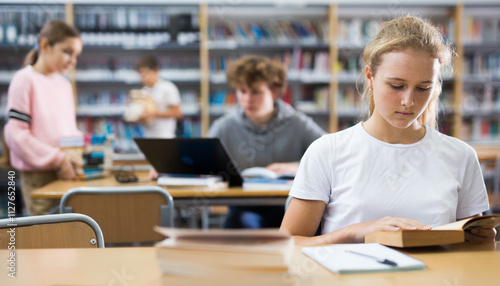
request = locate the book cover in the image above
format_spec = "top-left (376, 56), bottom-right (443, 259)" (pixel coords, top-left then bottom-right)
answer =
top-left (365, 215), bottom-right (500, 248)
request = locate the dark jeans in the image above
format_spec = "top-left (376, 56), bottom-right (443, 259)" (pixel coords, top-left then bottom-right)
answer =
top-left (223, 205), bottom-right (285, 229)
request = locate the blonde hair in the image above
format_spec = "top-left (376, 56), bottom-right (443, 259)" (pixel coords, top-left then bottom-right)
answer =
top-left (226, 55), bottom-right (287, 98)
top-left (360, 15), bottom-right (455, 129)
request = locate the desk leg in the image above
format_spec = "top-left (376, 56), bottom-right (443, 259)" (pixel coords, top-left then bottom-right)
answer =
top-left (202, 207), bottom-right (210, 229)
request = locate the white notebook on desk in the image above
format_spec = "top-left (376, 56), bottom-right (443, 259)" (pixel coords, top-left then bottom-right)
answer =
top-left (242, 178), bottom-right (293, 191)
top-left (157, 175), bottom-right (223, 186)
top-left (302, 243), bottom-right (426, 274)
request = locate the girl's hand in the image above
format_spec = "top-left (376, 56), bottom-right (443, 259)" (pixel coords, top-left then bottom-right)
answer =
top-left (57, 152), bottom-right (83, 180)
top-left (465, 227), bottom-right (497, 242)
top-left (149, 168), bottom-right (159, 180)
top-left (344, 216), bottom-right (432, 243)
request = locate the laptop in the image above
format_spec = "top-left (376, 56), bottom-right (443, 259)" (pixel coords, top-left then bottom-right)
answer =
top-left (134, 138), bottom-right (243, 187)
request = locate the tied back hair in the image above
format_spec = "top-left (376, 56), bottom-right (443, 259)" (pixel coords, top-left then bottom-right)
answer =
top-left (359, 15), bottom-right (455, 129)
top-left (24, 20), bottom-right (80, 67)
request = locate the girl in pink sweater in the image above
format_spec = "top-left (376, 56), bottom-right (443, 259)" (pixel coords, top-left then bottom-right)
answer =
top-left (3, 20), bottom-right (83, 215)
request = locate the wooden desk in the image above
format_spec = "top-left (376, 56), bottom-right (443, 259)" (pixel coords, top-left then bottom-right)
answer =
top-left (31, 172), bottom-right (289, 208)
top-left (1, 242), bottom-right (499, 286)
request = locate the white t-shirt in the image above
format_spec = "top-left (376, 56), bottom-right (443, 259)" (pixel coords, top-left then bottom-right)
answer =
top-left (290, 122), bottom-right (489, 235)
top-left (143, 79), bottom-right (181, 138)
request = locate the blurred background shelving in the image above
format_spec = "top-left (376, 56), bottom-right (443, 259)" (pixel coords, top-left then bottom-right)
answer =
top-left (0, 1), bottom-right (499, 214)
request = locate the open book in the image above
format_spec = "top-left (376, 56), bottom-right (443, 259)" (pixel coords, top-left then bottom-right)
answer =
top-left (154, 227), bottom-right (294, 277)
top-left (365, 215), bottom-right (500, 248)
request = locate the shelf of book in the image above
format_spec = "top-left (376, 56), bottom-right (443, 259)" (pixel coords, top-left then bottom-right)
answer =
top-left (0, 4), bottom-right (66, 46)
top-left (460, 4), bottom-right (500, 143)
top-left (3, 1), bottom-right (500, 218)
top-left (81, 42), bottom-right (200, 51)
top-left (1, 1), bottom-right (500, 147)
top-left (71, 3), bottom-right (202, 145)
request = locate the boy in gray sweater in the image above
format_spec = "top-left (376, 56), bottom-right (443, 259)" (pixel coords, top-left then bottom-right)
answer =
top-left (209, 55), bottom-right (325, 228)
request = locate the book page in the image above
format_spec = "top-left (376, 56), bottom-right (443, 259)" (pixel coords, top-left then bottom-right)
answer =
top-left (463, 215), bottom-right (500, 230)
top-left (433, 215), bottom-right (500, 231)
top-left (432, 218), bottom-right (472, 230)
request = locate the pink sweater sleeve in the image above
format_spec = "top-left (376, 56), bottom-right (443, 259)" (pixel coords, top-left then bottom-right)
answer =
top-left (5, 70), bottom-right (66, 170)
top-left (5, 120), bottom-right (65, 170)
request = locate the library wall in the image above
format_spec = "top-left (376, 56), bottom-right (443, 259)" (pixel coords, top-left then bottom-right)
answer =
top-left (0, 2), bottom-right (499, 152)
top-left (0, 1), bottom-right (499, 214)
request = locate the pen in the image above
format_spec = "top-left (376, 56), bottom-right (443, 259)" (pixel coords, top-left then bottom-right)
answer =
top-left (344, 249), bottom-right (398, 267)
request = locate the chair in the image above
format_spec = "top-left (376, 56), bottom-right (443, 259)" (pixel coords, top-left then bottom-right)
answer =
top-left (0, 213), bottom-right (104, 249)
top-left (60, 186), bottom-right (174, 244)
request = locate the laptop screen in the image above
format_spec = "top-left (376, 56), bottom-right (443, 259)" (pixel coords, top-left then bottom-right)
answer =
top-left (134, 138), bottom-right (243, 186)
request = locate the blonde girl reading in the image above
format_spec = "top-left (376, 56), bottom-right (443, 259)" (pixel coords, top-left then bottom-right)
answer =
top-left (281, 16), bottom-right (496, 244)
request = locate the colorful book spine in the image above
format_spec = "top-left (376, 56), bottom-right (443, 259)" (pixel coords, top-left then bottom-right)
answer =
top-left (60, 134), bottom-right (114, 180)
top-left (208, 20), bottom-right (328, 44)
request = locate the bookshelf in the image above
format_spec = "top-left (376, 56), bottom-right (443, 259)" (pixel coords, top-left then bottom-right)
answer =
top-left (460, 5), bottom-right (500, 144)
top-left (0, 1), bottom-right (499, 144)
top-left (0, 2), bottom-right (202, 153)
top-left (70, 3), bottom-right (201, 152)
top-left (0, 0), bottom-right (499, 211)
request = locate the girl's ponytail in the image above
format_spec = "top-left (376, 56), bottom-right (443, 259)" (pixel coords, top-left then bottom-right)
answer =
top-left (23, 49), bottom-right (39, 67)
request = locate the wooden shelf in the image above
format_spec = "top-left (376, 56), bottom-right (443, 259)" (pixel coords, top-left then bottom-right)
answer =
top-left (81, 43), bottom-right (200, 51)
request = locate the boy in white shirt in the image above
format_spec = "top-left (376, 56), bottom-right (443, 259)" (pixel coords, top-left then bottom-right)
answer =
top-left (136, 56), bottom-right (183, 138)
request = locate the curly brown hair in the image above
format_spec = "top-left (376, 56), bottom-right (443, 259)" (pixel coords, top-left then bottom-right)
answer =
top-left (226, 55), bottom-right (287, 97)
